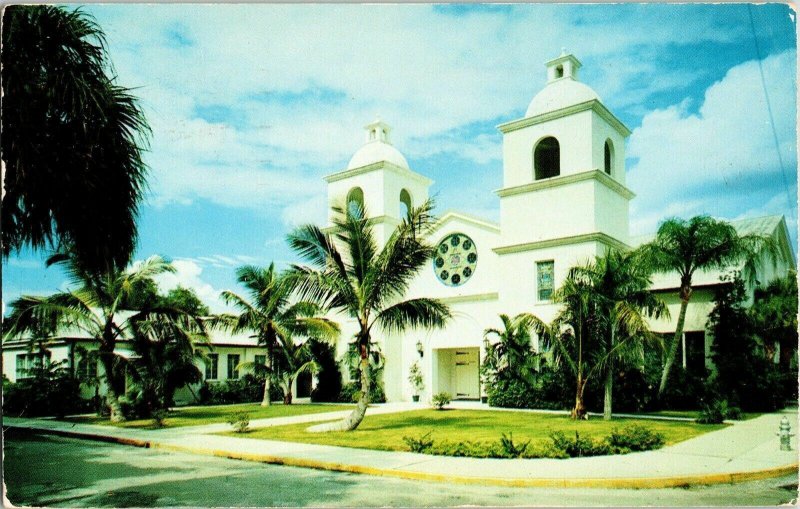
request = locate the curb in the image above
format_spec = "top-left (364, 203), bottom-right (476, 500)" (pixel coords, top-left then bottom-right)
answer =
top-left (7, 424), bottom-right (798, 490)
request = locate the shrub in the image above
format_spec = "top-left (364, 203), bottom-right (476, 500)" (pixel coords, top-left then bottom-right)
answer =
top-left (338, 380), bottom-right (386, 404)
top-left (605, 424), bottom-right (665, 452)
top-left (431, 392), bottom-right (451, 410)
top-left (151, 409), bottom-right (168, 428)
top-left (696, 399), bottom-right (741, 424)
top-left (2, 361), bottom-right (91, 418)
top-left (309, 339), bottom-right (342, 402)
top-left (498, 432), bottom-right (530, 458)
top-left (484, 367), bottom-right (572, 410)
top-left (199, 374), bottom-right (264, 405)
top-left (227, 412), bottom-right (250, 433)
top-left (403, 431), bottom-right (434, 453)
top-left (408, 362), bottom-right (425, 394)
top-left (549, 431), bottom-right (610, 457)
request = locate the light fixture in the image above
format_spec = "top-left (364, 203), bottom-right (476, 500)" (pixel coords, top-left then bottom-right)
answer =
top-left (416, 340), bottom-right (424, 358)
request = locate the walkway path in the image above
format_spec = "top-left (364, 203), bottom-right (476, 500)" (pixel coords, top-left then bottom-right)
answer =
top-left (4, 406), bottom-right (798, 489)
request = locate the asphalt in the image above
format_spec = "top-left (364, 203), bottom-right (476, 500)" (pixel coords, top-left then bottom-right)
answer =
top-left (4, 403), bottom-right (798, 489)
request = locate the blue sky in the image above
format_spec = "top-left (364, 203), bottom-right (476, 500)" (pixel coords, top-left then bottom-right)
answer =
top-left (3, 3), bottom-right (797, 313)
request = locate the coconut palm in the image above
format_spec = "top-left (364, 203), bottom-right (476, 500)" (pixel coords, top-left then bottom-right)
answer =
top-left (287, 199), bottom-right (451, 432)
top-left (3, 253), bottom-right (181, 421)
top-left (569, 250), bottom-right (667, 420)
top-left (2, 5), bottom-right (150, 272)
top-left (216, 264), bottom-right (339, 406)
top-left (635, 216), bottom-right (777, 397)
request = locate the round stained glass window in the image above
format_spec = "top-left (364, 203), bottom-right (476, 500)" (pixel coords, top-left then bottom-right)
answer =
top-left (434, 233), bottom-right (477, 287)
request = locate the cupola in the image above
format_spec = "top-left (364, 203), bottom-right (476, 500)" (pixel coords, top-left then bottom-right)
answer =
top-left (525, 50), bottom-right (601, 118)
top-left (346, 118), bottom-right (410, 170)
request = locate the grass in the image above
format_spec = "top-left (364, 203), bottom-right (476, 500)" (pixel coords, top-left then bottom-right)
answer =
top-left (64, 402), bottom-right (353, 429)
top-left (223, 409), bottom-right (724, 453)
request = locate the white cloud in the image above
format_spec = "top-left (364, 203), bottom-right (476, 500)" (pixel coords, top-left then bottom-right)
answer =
top-left (154, 259), bottom-right (230, 313)
top-left (627, 50), bottom-right (797, 236)
top-left (87, 4), bottom-right (760, 222)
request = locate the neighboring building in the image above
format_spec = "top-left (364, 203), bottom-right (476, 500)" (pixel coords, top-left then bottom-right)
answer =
top-left (1, 328), bottom-right (268, 406)
top-left (321, 51), bottom-right (796, 403)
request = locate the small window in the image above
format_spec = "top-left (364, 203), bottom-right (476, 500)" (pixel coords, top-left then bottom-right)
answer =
top-left (604, 139), bottom-right (614, 175)
top-left (537, 261), bottom-right (554, 301)
top-left (254, 354), bottom-right (266, 366)
top-left (227, 354), bottom-right (240, 380)
top-left (76, 355), bottom-right (97, 379)
top-left (346, 187), bottom-right (365, 218)
top-left (399, 189), bottom-right (412, 218)
top-left (555, 65), bottom-right (564, 78)
top-left (534, 137), bottom-right (560, 180)
top-left (16, 354), bottom-right (27, 379)
top-left (205, 353), bottom-right (219, 380)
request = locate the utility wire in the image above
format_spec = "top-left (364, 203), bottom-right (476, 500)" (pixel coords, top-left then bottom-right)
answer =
top-left (747, 4), bottom-right (796, 221)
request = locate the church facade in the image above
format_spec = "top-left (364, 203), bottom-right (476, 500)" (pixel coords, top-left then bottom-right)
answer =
top-left (322, 52), bottom-right (796, 403)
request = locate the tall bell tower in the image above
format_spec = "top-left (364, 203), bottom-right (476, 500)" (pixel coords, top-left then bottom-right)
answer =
top-left (494, 51), bottom-right (635, 320)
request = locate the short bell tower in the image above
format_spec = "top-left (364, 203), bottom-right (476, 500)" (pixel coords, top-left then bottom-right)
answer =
top-left (323, 118), bottom-right (433, 248)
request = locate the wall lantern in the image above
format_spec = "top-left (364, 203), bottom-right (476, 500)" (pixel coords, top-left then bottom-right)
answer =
top-left (416, 340), bottom-right (424, 358)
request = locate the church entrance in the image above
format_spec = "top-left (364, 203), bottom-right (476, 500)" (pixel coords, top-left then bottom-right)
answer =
top-left (435, 347), bottom-right (480, 400)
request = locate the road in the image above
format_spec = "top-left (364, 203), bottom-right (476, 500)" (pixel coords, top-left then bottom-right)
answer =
top-left (3, 429), bottom-right (797, 507)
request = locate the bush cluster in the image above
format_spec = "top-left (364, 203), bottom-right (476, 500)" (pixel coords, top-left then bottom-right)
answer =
top-left (2, 363), bottom-right (93, 418)
top-left (338, 380), bottom-right (387, 404)
top-left (227, 412), bottom-right (251, 433)
top-left (198, 374), bottom-right (267, 405)
top-left (696, 399), bottom-right (742, 424)
top-left (401, 424), bottom-right (665, 459)
top-left (431, 392), bottom-right (451, 410)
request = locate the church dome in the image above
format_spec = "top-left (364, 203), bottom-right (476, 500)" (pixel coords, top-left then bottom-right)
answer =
top-left (524, 51), bottom-right (601, 118)
top-left (525, 78), bottom-right (600, 118)
top-left (347, 119), bottom-right (410, 170)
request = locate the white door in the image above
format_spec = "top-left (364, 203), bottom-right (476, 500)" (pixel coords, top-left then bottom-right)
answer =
top-left (454, 349), bottom-right (479, 399)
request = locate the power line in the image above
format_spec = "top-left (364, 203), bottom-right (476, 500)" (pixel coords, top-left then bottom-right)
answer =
top-left (747, 4), bottom-right (796, 221)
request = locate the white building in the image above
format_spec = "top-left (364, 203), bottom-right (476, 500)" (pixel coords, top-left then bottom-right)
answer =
top-left (3, 52), bottom-right (793, 406)
top-left (322, 52), bottom-right (796, 403)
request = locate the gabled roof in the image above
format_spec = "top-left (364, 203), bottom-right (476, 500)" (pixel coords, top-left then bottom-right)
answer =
top-left (434, 210), bottom-right (501, 235)
top-left (631, 215), bottom-right (795, 291)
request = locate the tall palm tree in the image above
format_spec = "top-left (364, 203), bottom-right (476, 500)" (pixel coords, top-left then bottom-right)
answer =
top-left (3, 253), bottom-right (179, 421)
top-left (635, 216), bottom-right (777, 397)
top-left (569, 250), bottom-right (667, 420)
top-left (216, 263), bottom-right (339, 406)
top-left (2, 6), bottom-right (150, 273)
top-left (287, 200), bottom-right (451, 432)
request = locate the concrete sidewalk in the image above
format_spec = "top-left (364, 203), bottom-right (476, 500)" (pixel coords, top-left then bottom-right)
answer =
top-left (4, 407), bottom-right (798, 489)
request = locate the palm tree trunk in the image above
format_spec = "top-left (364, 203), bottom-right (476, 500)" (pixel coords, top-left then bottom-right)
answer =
top-left (658, 296), bottom-right (690, 398)
top-left (261, 375), bottom-right (271, 407)
top-left (603, 364), bottom-right (613, 420)
top-left (571, 374), bottom-right (588, 420)
top-left (307, 346), bottom-right (371, 433)
top-left (604, 328), bottom-right (615, 420)
top-left (99, 354), bottom-right (125, 422)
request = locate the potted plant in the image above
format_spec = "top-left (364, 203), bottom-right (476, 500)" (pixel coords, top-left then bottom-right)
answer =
top-left (408, 361), bottom-right (424, 402)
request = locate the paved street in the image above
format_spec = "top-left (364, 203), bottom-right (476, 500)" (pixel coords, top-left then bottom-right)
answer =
top-left (4, 430), bottom-right (798, 507)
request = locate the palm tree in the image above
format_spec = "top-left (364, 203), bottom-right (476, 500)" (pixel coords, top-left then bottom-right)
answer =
top-left (483, 313), bottom-right (543, 388)
top-left (272, 339), bottom-right (319, 405)
top-left (2, 6), bottom-right (150, 273)
top-left (569, 250), bottom-right (667, 420)
top-left (216, 264), bottom-right (339, 406)
top-left (3, 253), bottom-right (179, 421)
top-left (287, 200), bottom-right (451, 432)
top-left (635, 216), bottom-right (777, 397)
top-left (540, 272), bottom-right (603, 420)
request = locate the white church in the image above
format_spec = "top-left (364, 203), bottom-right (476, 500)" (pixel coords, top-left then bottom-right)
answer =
top-left (3, 52), bottom-right (794, 405)
top-left (322, 51), bottom-right (795, 403)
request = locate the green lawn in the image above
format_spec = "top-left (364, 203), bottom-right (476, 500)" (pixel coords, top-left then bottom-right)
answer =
top-left (224, 409), bottom-right (724, 454)
top-left (65, 402), bottom-right (353, 429)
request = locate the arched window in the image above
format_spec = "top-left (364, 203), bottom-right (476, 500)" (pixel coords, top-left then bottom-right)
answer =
top-left (399, 189), bottom-right (412, 218)
top-left (534, 137), bottom-right (560, 180)
top-left (346, 187), bottom-right (364, 218)
top-left (604, 139), bottom-right (614, 175)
